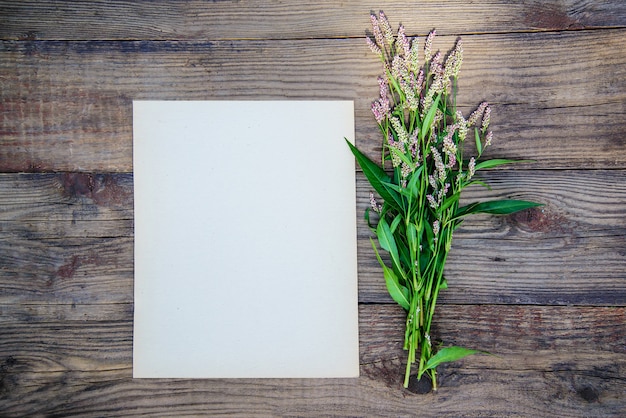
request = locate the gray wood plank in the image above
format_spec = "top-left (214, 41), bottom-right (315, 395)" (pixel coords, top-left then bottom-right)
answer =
top-left (1, 171), bottom-right (624, 306)
top-left (1, 29), bottom-right (625, 172)
top-left (1, 0), bottom-right (625, 41)
top-left (0, 304), bottom-right (623, 416)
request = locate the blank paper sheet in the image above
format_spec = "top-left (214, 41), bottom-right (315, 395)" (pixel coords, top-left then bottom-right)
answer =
top-left (132, 100), bottom-right (359, 378)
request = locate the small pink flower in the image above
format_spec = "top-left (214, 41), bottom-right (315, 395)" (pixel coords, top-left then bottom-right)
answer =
top-left (369, 192), bottom-right (382, 213)
top-left (429, 174), bottom-right (437, 190)
top-left (409, 39), bottom-right (420, 71)
top-left (485, 131), bottom-right (493, 147)
top-left (430, 146), bottom-right (446, 181)
top-left (378, 11), bottom-right (395, 47)
top-left (468, 157), bottom-right (476, 178)
top-left (397, 25), bottom-right (411, 57)
top-left (370, 14), bottom-right (384, 48)
top-left (409, 130), bottom-right (420, 159)
top-left (371, 101), bottom-right (386, 124)
top-left (482, 105), bottom-right (491, 133)
top-left (401, 162), bottom-right (412, 179)
top-left (456, 111), bottom-right (468, 142)
top-left (424, 30), bottom-right (436, 62)
top-left (391, 117), bottom-right (409, 144)
top-left (366, 36), bottom-right (382, 57)
top-left (427, 194), bottom-right (438, 209)
top-left (468, 102), bottom-right (488, 127)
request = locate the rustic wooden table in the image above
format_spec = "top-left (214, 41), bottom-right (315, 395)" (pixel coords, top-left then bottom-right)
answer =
top-left (1, 1), bottom-right (625, 416)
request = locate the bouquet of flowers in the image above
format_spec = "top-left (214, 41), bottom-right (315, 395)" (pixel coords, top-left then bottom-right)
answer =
top-left (347, 12), bottom-right (541, 391)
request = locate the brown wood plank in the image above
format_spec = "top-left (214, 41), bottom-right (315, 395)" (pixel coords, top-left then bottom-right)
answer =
top-left (1, 29), bottom-right (625, 172)
top-left (1, 170), bottom-right (624, 306)
top-left (0, 304), bottom-right (623, 416)
top-left (3, 368), bottom-right (623, 417)
top-left (1, 1), bottom-right (625, 41)
top-left (14, 232), bottom-right (590, 306)
top-left (358, 169), bottom-right (626, 306)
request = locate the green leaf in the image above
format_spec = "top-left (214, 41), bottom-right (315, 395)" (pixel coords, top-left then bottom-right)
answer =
top-left (384, 180), bottom-right (413, 199)
top-left (474, 159), bottom-right (534, 171)
top-left (465, 179), bottom-right (492, 190)
top-left (386, 71), bottom-right (404, 100)
top-left (407, 222), bottom-right (418, 253)
top-left (455, 199), bottom-right (543, 218)
top-left (377, 217), bottom-right (398, 255)
top-left (389, 213), bottom-right (402, 233)
top-left (420, 94), bottom-right (441, 141)
top-left (439, 192), bottom-right (460, 214)
top-left (370, 237), bottom-right (387, 270)
top-left (388, 145), bottom-right (414, 169)
top-left (383, 266), bottom-right (410, 311)
top-left (346, 139), bottom-right (404, 211)
top-left (474, 128), bottom-right (482, 156)
top-left (422, 346), bottom-right (483, 373)
top-left (370, 238), bottom-right (410, 310)
top-left (377, 217), bottom-right (404, 279)
top-left (423, 219), bottom-right (435, 252)
top-left (364, 207), bottom-right (376, 230)
top-left (407, 165), bottom-right (423, 199)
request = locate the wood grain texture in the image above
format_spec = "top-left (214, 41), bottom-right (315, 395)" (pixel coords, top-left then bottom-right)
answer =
top-left (1, 0), bottom-right (625, 41)
top-left (1, 171), bottom-right (624, 306)
top-left (1, 29), bottom-right (625, 172)
top-left (359, 169), bottom-right (626, 305)
top-left (2, 1), bottom-right (625, 415)
top-left (1, 304), bottom-right (624, 416)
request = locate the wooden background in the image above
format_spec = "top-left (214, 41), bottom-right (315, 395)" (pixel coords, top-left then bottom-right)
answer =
top-left (1, 1), bottom-right (625, 416)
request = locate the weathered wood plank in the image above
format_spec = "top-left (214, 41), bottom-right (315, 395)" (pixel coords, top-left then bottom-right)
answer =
top-left (1, 29), bottom-right (625, 172)
top-left (1, 304), bottom-right (624, 416)
top-left (359, 169), bottom-right (626, 305)
top-left (1, 170), bottom-right (624, 306)
top-left (359, 304), bottom-right (626, 364)
top-left (2, 367), bottom-right (623, 417)
top-left (6, 232), bottom-right (623, 306)
top-left (0, 236), bottom-right (133, 305)
top-left (0, 172), bottom-right (132, 223)
top-left (7, 303), bottom-right (621, 368)
top-left (1, 0), bottom-right (625, 41)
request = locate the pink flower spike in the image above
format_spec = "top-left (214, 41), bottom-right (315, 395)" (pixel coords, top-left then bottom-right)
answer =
top-left (430, 51), bottom-right (443, 76)
top-left (378, 76), bottom-right (389, 98)
top-left (482, 105), bottom-right (491, 133)
top-left (416, 68), bottom-right (425, 92)
top-left (485, 131), bottom-right (493, 147)
top-left (397, 25), bottom-right (411, 57)
top-left (446, 152), bottom-right (457, 169)
top-left (371, 100), bottom-right (387, 124)
top-left (427, 194), bottom-right (438, 209)
top-left (468, 102), bottom-right (488, 127)
top-left (378, 11), bottom-right (395, 47)
top-left (409, 39), bottom-right (420, 70)
top-left (369, 192), bottom-right (382, 214)
top-left (453, 39), bottom-right (463, 76)
top-left (428, 174), bottom-right (437, 190)
top-left (468, 157), bottom-right (476, 178)
top-left (370, 14), bottom-right (384, 47)
top-left (431, 146), bottom-right (446, 182)
top-left (424, 30), bottom-right (436, 62)
top-left (366, 36), bottom-right (382, 56)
